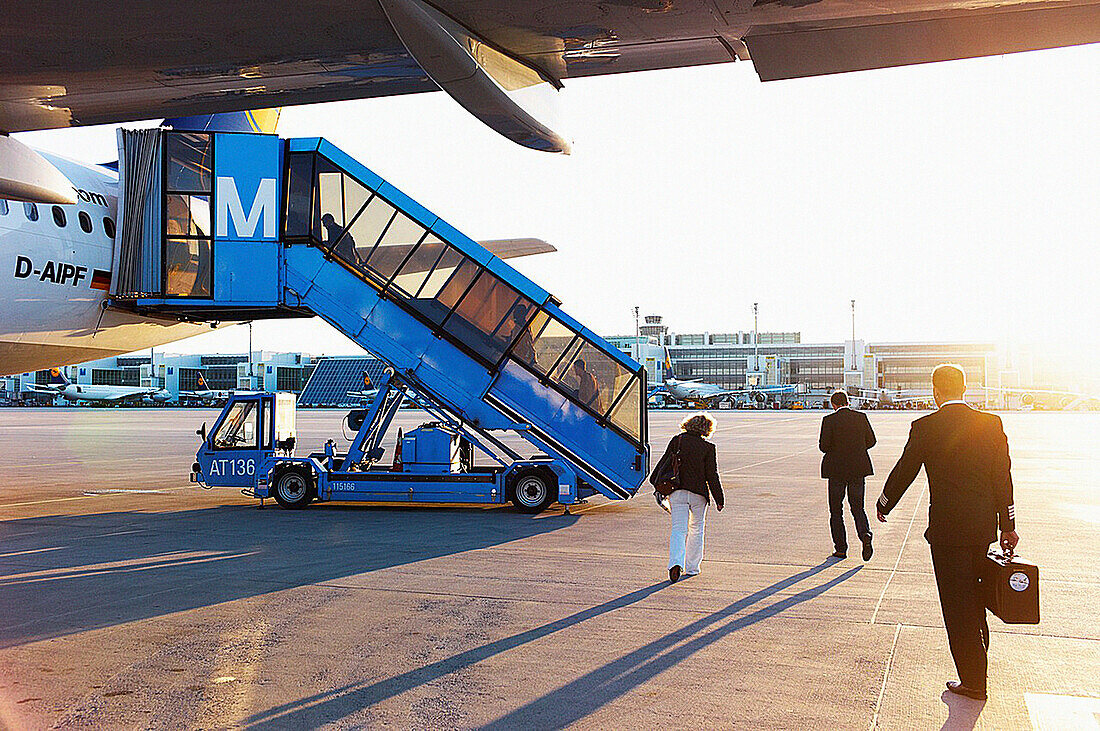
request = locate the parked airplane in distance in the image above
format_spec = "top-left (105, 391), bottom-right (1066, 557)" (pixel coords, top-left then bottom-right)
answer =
top-left (661, 377), bottom-right (797, 408)
top-left (347, 371), bottom-right (381, 402)
top-left (977, 384), bottom-right (1100, 410)
top-left (845, 386), bottom-right (930, 409)
top-left (26, 367), bottom-right (171, 405)
top-left (178, 372), bottom-right (260, 407)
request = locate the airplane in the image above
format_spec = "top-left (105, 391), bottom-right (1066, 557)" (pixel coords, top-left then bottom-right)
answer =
top-left (178, 371), bottom-right (260, 406)
top-left (25, 367), bottom-right (171, 405)
top-left (347, 371), bottom-right (381, 402)
top-left (658, 351), bottom-right (797, 407)
top-left (1, 0), bottom-right (1097, 375)
top-left (845, 385), bottom-right (930, 410)
top-left (661, 377), bottom-right (798, 408)
top-left (975, 385), bottom-right (1100, 410)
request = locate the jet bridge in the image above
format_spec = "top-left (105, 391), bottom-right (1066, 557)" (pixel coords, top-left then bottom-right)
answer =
top-left (111, 129), bottom-right (647, 502)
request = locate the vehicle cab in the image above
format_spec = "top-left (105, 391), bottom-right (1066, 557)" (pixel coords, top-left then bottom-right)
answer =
top-left (192, 392), bottom-right (296, 487)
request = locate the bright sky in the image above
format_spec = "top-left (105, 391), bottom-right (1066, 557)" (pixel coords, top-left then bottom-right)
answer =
top-left (18, 43), bottom-right (1100, 375)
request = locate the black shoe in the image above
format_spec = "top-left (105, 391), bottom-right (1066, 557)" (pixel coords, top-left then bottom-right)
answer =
top-left (669, 565), bottom-right (682, 583)
top-left (946, 681), bottom-right (987, 700)
top-left (862, 535), bottom-right (874, 561)
top-left (831, 551), bottom-right (847, 559)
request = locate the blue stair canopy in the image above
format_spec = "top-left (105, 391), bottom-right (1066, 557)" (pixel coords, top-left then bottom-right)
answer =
top-left (283, 138), bottom-right (647, 498)
top-left (115, 130), bottom-right (648, 500)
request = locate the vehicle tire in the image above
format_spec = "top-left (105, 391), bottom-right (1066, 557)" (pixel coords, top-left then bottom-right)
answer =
top-left (511, 470), bottom-right (556, 513)
top-left (273, 468), bottom-right (313, 509)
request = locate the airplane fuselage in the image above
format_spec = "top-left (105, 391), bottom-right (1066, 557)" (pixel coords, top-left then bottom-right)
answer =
top-left (664, 377), bottom-right (792, 405)
top-left (52, 383), bottom-right (171, 404)
top-left (0, 151), bottom-right (210, 375)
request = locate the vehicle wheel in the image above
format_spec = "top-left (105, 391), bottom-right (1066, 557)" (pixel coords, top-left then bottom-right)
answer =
top-left (511, 471), bottom-right (556, 513)
top-left (273, 468), bottom-right (312, 509)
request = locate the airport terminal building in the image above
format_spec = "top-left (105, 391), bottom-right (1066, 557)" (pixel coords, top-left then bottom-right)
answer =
top-left (1, 351), bottom-right (316, 405)
top-left (608, 315), bottom-right (999, 402)
top-left (0, 313), bottom-right (1072, 408)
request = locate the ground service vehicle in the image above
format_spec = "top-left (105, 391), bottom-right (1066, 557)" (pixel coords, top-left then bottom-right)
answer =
top-left (193, 373), bottom-right (604, 512)
top-left (156, 129), bottom-right (647, 510)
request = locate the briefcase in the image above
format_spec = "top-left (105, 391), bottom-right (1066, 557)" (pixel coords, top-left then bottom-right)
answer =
top-left (981, 550), bottom-right (1039, 624)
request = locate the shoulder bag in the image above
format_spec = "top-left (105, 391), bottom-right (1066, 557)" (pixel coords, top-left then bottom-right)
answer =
top-left (650, 434), bottom-right (683, 496)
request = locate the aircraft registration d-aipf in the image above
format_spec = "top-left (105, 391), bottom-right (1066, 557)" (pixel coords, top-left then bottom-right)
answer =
top-left (1, 0), bottom-right (1097, 376)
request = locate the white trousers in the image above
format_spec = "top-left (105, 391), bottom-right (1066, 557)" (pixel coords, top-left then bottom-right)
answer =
top-left (668, 489), bottom-right (708, 573)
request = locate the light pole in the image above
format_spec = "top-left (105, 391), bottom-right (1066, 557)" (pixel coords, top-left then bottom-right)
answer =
top-left (850, 299), bottom-right (856, 371)
top-left (633, 306), bottom-right (640, 350)
top-left (753, 302), bottom-right (759, 370)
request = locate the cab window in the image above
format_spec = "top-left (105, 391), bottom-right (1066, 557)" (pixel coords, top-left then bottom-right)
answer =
top-left (261, 399), bottom-right (273, 449)
top-left (212, 400), bottom-right (259, 449)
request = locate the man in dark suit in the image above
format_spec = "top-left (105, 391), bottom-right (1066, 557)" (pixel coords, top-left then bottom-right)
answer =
top-left (876, 364), bottom-right (1019, 701)
top-left (819, 390), bottom-right (877, 560)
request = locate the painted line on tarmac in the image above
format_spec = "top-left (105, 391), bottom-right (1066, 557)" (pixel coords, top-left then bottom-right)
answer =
top-left (868, 622), bottom-right (903, 731)
top-left (0, 485), bottom-right (191, 509)
top-left (0, 546), bottom-right (67, 558)
top-left (870, 484), bottom-right (927, 625)
top-left (724, 445), bottom-right (816, 475)
top-left (83, 489), bottom-right (175, 495)
top-left (717, 416), bottom-right (804, 430)
top-left (567, 499), bottom-right (632, 515)
top-left (4, 456), bottom-right (170, 469)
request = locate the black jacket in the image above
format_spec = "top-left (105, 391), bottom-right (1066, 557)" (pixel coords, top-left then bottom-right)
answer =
top-left (878, 403), bottom-right (1015, 546)
top-left (653, 432), bottom-right (723, 507)
top-left (819, 407), bottom-right (876, 479)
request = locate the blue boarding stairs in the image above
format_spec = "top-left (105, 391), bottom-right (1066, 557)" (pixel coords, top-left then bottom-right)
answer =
top-left (109, 129), bottom-right (648, 510)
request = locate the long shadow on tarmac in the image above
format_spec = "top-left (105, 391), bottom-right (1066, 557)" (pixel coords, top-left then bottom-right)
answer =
top-left (0, 504), bottom-right (577, 648)
top-left (242, 561), bottom-right (859, 729)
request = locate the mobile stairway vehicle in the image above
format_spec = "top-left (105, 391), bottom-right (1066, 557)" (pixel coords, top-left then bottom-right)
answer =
top-left (193, 371), bottom-right (604, 512)
top-left (109, 129), bottom-right (648, 510)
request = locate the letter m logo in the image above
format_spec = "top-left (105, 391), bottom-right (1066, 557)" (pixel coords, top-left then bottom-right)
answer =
top-left (216, 177), bottom-right (277, 239)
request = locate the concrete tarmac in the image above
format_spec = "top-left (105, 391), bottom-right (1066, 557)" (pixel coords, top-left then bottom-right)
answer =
top-left (0, 407), bottom-right (1096, 729)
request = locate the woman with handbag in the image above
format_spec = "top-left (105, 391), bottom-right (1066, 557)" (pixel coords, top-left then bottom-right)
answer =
top-left (651, 413), bottom-right (724, 583)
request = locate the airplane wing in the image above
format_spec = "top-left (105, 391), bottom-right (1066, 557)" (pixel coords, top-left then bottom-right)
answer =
top-left (849, 390), bottom-right (928, 404)
top-left (104, 391), bottom-right (154, 403)
top-left (479, 239), bottom-right (556, 259)
top-left (347, 389), bottom-right (380, 399)
top-left (24, 384), bottom-right (60, 394)
top-left (1, 1), bottom-right (1096, 144)
top-left (347, 237), bottom-right (554, 276)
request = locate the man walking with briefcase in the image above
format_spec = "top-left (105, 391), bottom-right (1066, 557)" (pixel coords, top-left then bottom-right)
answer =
top-left (876, 364), bottom-right (1019, 701)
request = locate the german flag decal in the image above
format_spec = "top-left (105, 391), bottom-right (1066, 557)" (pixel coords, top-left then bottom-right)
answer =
top-left (90, 269), bottom-right (111, 291)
